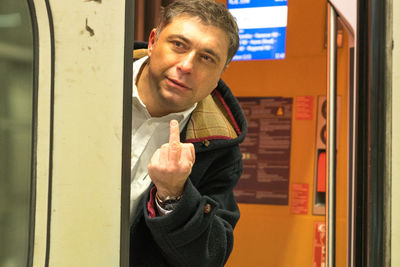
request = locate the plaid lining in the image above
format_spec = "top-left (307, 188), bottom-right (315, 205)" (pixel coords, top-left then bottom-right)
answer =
top-left (133, 49), bottom-right (148, 60)
top-left (185, 92), bottom-right (238, 142)
top-left (213, 90), bottom-right (241, 135)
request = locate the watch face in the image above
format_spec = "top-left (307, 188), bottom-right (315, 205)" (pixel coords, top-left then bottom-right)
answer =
top-left (163, 201), bottom-right (180, 211)
top-left (164, 199), bottom-right (177, 205)
top-left (156, 193), bottom-right (181, 210)
top-left (163, 197), bottom-right (181, 206)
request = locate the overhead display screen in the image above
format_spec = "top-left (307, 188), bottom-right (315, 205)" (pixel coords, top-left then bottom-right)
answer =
top-left (228, 0), bottom-right (288, 61)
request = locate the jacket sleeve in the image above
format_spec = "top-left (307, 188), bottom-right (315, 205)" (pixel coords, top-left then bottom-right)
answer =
top-left (143, 146), bottom-right (242, 267)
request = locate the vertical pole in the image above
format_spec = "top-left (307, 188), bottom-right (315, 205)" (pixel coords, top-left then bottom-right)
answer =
top-left (121, 0), bottom-right (134, 266)
top-left (326, 3), bottom-right (337, 267)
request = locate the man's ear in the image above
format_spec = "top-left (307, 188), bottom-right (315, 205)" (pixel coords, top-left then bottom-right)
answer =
top-left (147, 29), bottom-right (157, 57)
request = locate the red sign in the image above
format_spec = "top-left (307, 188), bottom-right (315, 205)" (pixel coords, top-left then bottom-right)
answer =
top-left (313, 222), bottom-right (326, 267)
top-left (290, 183), bottom-right (309, 214)
top-left (295, 96), bottom-right (314, 120)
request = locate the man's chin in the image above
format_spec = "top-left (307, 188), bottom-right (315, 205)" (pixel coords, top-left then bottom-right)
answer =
top-left (161, 98), bottom-right (193, 113)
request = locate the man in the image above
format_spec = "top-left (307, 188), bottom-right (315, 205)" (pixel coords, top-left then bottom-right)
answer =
top-left (130, 0), bottom-right (247, 266)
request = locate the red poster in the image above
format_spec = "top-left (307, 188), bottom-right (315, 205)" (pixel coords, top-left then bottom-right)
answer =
top-left (295, 96), bottom-right (314, 120)
top-left (313, 222), bottom-right (326, 267)
top-left (290, 183), bottom-right (309, 214)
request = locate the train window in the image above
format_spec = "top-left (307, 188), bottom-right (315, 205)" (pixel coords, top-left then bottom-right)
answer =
top-left (0, 1), bottom-right (33, 266)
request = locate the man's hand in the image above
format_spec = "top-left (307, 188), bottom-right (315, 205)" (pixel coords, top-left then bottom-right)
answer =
top-left (148, 120), bottom-right (195, 199)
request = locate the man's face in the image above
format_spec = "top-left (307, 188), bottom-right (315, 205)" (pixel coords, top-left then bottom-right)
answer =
top-left (146, 15), bottom-right (229, 113)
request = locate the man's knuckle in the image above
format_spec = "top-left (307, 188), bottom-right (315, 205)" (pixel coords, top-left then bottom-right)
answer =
top-left (161, 144), bottom-right (169, 149)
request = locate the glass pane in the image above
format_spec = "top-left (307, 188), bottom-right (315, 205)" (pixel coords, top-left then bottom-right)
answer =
top-left (0, 1), bottom-right (33, 266)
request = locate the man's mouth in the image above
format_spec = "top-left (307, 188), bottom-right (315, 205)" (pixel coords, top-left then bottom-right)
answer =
top-left (167, 78), bottom-right (190, 90)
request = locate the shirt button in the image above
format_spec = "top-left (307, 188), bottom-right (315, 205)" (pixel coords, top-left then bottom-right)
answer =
top-left (204, 204), bottom-right (211, 214)
top-left (147, 121), bottom-right (152, 126)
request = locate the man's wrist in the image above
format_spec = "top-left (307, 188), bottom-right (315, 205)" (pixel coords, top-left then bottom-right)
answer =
top-left (156, 187), bottom-right (183, 200)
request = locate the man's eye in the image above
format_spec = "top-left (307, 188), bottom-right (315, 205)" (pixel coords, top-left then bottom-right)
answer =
top-left (201, 54), bottom-right (214, 63)
top-left (174, 41), bottom-right (184, 48)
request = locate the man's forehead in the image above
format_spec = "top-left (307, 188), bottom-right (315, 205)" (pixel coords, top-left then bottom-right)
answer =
top-left (163, 16), bottom-right (229, 55)
top-left (165, 15), bottom-right (222, 36)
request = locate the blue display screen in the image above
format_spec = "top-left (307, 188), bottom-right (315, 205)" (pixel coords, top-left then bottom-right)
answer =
top-left (228, 0), bottom-right (288, 61)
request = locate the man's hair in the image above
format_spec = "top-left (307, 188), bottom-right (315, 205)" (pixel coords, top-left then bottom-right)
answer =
top-left (156, 0), bottom-right (239, 65)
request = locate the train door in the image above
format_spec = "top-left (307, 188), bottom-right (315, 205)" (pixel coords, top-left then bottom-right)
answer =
top-left (219, 0), bottom-right (357, 266)
top-left (222, 0), bottom-right (395, 266)
top-left (1, 0), bottom-right (134, 266)
top-left (224, 1), bottom-right (354, 266)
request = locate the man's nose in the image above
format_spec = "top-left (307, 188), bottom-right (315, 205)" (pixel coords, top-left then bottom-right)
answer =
top-left (177, 52), bottom-right (195, 73)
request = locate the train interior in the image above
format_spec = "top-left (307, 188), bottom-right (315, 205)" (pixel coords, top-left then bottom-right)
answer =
top-left (1, 0), bottom-right (399, 266)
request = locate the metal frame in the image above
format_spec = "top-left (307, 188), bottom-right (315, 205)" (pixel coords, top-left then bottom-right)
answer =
top-left (353, 0), bottom-right (391, 266)
top-left (326, 4), bottom-right (338, 267)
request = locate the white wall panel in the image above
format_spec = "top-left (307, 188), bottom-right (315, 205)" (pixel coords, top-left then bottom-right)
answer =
top-left (49, 1), bottom-right (125, 266)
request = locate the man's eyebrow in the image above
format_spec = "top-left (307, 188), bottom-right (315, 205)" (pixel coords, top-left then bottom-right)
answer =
top-left (168, 34), bottom-right (221, 63)
top-left (168, 34), bottom-right (191, 45)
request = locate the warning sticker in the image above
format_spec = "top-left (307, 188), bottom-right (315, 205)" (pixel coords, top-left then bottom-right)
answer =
top-left (290, 183), bottom-right (309, 215)
top-left (295, 96), bottom-right (314, 120)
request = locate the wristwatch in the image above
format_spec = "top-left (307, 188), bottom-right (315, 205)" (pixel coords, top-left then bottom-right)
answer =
top-left (155, 193), bottom-right (182, 211)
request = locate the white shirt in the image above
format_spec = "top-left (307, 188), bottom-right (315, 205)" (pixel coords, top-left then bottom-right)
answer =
top-left (130, 56), bottom-right (197, 223)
